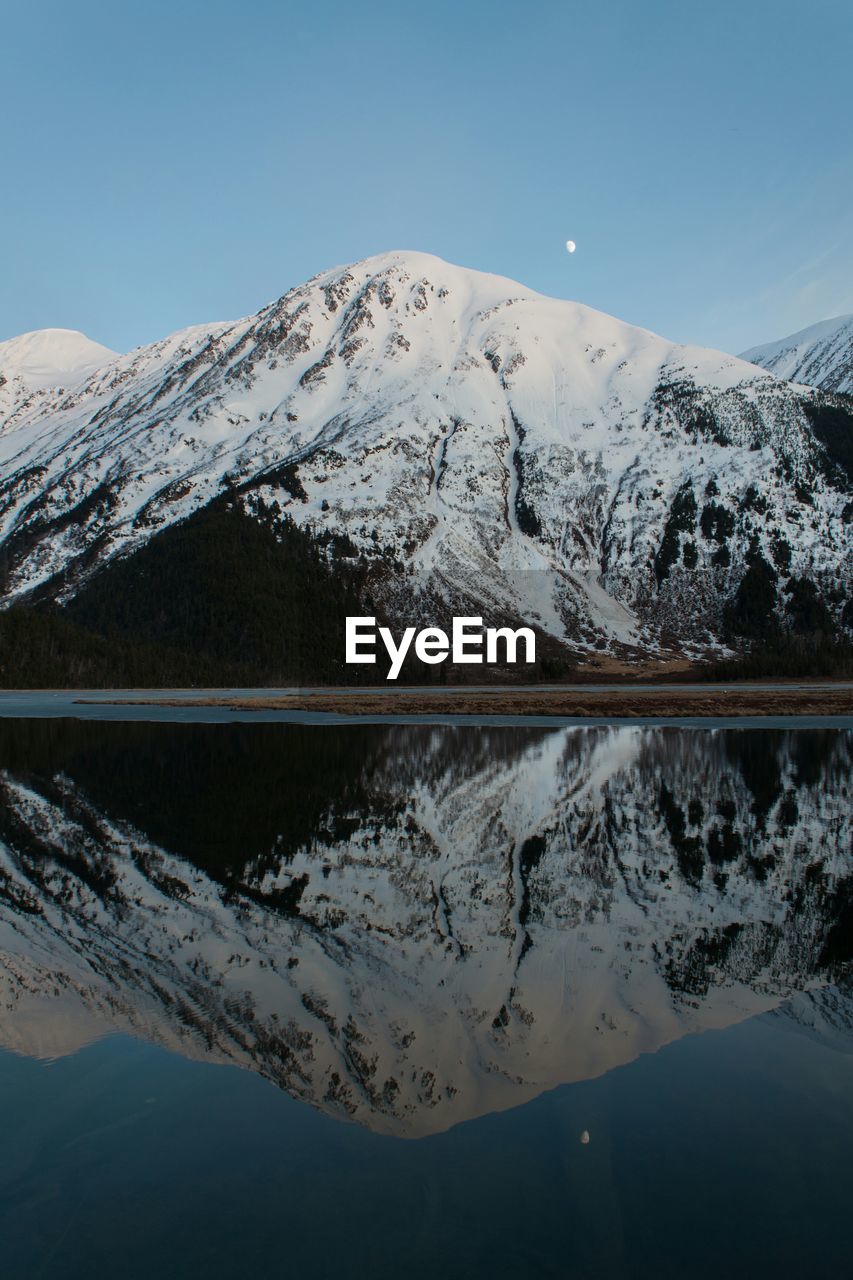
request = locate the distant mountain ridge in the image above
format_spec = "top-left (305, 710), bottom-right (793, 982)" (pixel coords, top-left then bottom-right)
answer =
top-left (0, 328), bottom-right (117, 430)
top-left (0, 328), bottom-right (116, 386)
top-left (0, 252), bottom-right (850, 676)
top-left (741, 314), bottom-right (853, 394)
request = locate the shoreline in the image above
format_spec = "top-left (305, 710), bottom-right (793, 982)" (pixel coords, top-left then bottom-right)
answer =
top-left (84, 686), bottom-right (853, 718)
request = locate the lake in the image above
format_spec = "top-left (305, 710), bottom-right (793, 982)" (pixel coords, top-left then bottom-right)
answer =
top-left (0, 718), bottom-right (850, 1278)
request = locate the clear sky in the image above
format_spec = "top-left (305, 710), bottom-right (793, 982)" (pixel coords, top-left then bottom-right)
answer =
top-left (2, 0), bottom-right (851, 356)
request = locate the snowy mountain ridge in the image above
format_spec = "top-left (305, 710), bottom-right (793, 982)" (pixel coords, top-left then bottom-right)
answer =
top-left (741, 313), bottom-right (853, 395)
top-left (1, 252), bottom-right (850, 662)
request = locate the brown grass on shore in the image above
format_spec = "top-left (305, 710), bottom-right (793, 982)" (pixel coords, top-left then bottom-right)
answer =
top-left (91, 686), bottom-right (853, 718)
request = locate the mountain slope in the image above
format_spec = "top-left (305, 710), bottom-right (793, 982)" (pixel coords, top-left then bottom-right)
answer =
top-left (1, 253), bottom-right (850, 667)
top-left (741, 314), bottom-right (853, 394)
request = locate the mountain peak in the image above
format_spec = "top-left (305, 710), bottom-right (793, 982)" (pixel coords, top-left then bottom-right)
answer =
top-left (300, 250), bottom-right (767, 379)
top-left (0, 327), bottom-right (118, 390)
top-left (302, 248), bottom-right (552, 314)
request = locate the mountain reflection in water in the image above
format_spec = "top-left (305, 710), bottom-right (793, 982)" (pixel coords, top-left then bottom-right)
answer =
top-left (0, 721), bottom-right (849, 1137)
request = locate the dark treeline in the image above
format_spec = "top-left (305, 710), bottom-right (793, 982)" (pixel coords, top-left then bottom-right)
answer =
top-left (708, 544), bottom-right (853, 680)
top-left (1, 500), bottom-right (375, 687)
top-left (0, 497), bottom-right (849, 687)
top-left (705, 635), bottom-right (853, 681)
top-left (0, 498), bottom-right (578, 688)
top-left (0, 606), bottom-right (246, 688)
top-left (62, 497), bottom-right (372, 685)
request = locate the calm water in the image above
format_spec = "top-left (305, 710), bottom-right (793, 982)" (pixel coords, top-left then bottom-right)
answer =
top-left (0, 720), bottom-right (850, 1278)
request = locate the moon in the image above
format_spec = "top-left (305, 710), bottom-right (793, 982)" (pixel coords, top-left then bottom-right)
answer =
top-left (565, 240), bottom-right (577, 254)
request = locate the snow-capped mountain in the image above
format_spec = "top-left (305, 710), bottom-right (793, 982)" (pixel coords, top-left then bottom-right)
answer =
top-left (0, 328), bottom-right (117, 430)
top-left (1, 253), bottom-right (850, 661)
top-left (741, 314), bottom-right (853, 394)
top-left (0, 722), bottom-right (849, 1136)
top-left (0, 328), bottom-right (116, 389)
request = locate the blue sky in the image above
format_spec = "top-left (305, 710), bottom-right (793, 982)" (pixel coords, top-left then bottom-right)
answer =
top-left (1, 0), bottom-right (851, 355)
